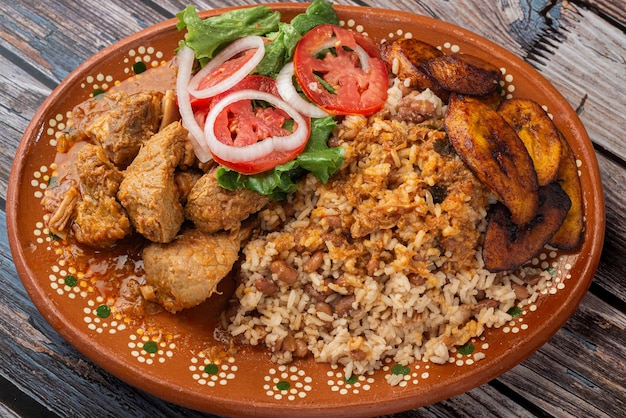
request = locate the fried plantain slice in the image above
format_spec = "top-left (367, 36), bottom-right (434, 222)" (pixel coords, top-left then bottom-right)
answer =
top-left (424, 53), bottom-right (502, 96)
top-left (445, 94), bottom-right (539, 225)
top-left (483, 182), bottom-right (571, 272)
top-left (379, 38), bottom-right (448, 99)
top-left (498, 98), bottom-right (562, 186)
top-left (475, 89), bottom-right (503, 110)
top-left (549, 134), bottom-right (584, 249)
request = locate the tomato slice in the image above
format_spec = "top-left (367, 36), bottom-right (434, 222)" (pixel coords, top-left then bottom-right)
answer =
top-left (190, 48), bottom-right (258, 112)
top-left (199, 76), bottom-right (310, 175)
top-left (192, 74), bottom-right (277, 128)
top-left (293, 24), bottom-right (388, 115)
top-left (212, 146), bottom-right (304, 175)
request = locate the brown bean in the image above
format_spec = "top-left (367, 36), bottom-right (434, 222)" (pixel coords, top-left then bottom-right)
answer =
top-left (350, 349), bottom-right (367, 361)
top-left (367, 257), bottom-right (379, 276)
top-left (303, 251), bottom-right (325, 273)
top-left (327, 136), bottom-right (341, 148)
top-left (336, 274), bottom-right (350, 287)
top-left (408, 274), bottom-right (426, 286)
top-left (270, 260), bottom-right (298, 285)
top-left (304, 284), bottom-right (325, 302)
top-left (255, 277), bottom-right (278, 294)
top-left (315, 302), bottom-right (334, 328)
top-left (513, 283), bottom-right (530, 301)
top-left (325, 215), bottom-right (342, 228)
top-left (271, 337), bottom-right (283, 353)
top-left (523, 274), bottom-right (542, 286)
top-left (335, 295), bottom-right (356, 317)
top-left (315, 302), bottom-right (333, 319)
top-left (293, 338), bottom-right (309, 358)
top-left (281, 333), bottom-right (296, 353)
top-left (472, 298), bottom-right (498, 314)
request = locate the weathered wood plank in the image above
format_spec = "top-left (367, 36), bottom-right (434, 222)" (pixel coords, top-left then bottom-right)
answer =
top-left (0, 403), bottom-right (20, 418)
top-left (593, 152), bottom-right (626, 303)
top-left (580, 0), bottom-right (626, 27)
top-left (527, 4), bottom-right (626, 161)
top-left (495, 291), bottom-right (626, 418)
top-left (0, 59), bottom-right (49, 202)
top-left (0, 0), bottom-right (167, 84)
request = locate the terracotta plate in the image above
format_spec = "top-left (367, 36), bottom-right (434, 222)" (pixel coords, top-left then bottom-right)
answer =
top-left (7, 4), bottom-right (605, 417)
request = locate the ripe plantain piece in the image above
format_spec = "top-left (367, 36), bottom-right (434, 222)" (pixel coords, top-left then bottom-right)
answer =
top-left (475, 89), bottom-right (503, 110)
top-left (379, 38), bottom-right (449, 100)
top-left (483, 182), bottom-right (571, 272)
top-left (445, 94), bottom-right (539, 225)
top-left (549, 134), bottom-right (584, 249)
top-left (498, 98), bottom-right (562, 186)
top-left (424, 53), bottom-right (502, 96)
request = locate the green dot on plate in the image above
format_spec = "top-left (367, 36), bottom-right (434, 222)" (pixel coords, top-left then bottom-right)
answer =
top-left (276, 381), bottom-right (290, 391)
top-left (132, 61), bottom-right (147, 74)
top-left (391, 364), bottom-right (410, 376)
top-left (344, 374), bottom-right (358, 385)
top-left (507, 306), bottom-right (522, 318)
top-left (143, 341), bottom-right (158, 354)
top-left (64, 275), bottom-right (77, 287)
top-left (204, 364), bottom-right (219, 375)
top-left (458, 343), bottom-right (475, 356)
top-left (96, 304), bottom-right (111, 318)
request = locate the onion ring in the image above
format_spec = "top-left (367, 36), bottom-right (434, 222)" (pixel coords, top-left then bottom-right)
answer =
top-left (203, 89), bottom-right (309, 163)
top-left (276, 62), bottom-right (330, 118)
top-left (188, 36), bottom-right (265, 99)
top-left (175, 45), bottom-right (212, 162)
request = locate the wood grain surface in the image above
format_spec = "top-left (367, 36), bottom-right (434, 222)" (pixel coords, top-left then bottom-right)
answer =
top-left (1, 0), bottom-right (624, 417)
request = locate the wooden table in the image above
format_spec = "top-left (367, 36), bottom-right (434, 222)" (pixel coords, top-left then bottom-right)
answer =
top-left (1, 1), bottom-right (624, 416)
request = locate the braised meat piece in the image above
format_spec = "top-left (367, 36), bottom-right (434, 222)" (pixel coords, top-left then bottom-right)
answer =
top-left (185, 169), bottom-right (270, 233)
top-left (118, 121), bottom-right (188, 243)
top-left (174, 170), bottom-right (203, 205)
top-left (49, 143), bottom-right (131, 247)
top-left (42, 178), bottom-right (80, 238)
top-left (76, 90), bottom-right (163, 167)
top-left (42, 143), bottom-right (131, 247)
top-left (142, 229), bottom-right (240, 313)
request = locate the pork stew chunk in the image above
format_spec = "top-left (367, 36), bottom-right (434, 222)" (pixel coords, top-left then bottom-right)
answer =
top-left (72, 144), bottom-right (132, 247)
top-left (118, 121), bottom-right (188, 243)
top-left (82, 91), bottom-right (163, 168)
top-left (43, 143), bottom-right (132, 247)
top-left (185, 169), bottom-right (270, 233)
top-left (142, 229), bottom-right (240, 313)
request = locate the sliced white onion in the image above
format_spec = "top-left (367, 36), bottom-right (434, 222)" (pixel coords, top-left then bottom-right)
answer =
top-left (204, 89), bottom-right (309, 164)
top-left (276, 62), bottom-right (330, 118)
top-left (188, 36), bottom-right (265, 99)
top-left (353, 44), bottom-right (371, 72)
top-left (175, 45), bottom-right (212, 162)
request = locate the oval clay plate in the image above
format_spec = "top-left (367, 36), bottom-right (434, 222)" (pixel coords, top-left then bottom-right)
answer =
top-left (7, 3), bottom-right (605, 417)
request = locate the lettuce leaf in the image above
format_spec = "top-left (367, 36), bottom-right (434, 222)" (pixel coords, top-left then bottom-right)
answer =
top-left (216, 117), bottom-right (343, 200)
top-left (254, 0), bottom-right (339, 78)
top-left (176, 0), bottom-right (337, 72)
top-left (254, 22), bottom-right (301, 78)
top-left (176, 6), bottom-right (280, 64)
top-left (290, 0), bottom-right (339, 34)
